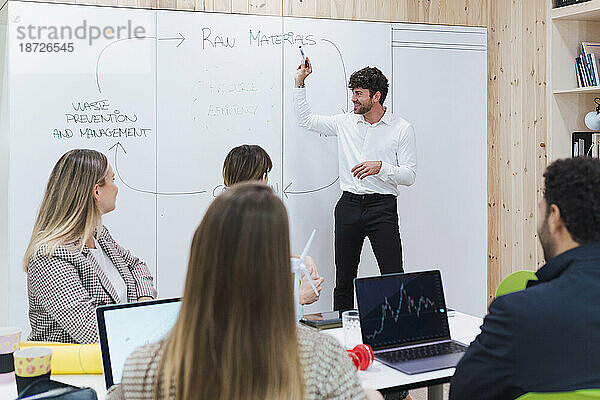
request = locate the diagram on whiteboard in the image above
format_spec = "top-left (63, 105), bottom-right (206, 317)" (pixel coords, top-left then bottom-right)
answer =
top-left (3, 1), bottom-right (395, 334)
top-left (51, 16), bottom-right (352, 199)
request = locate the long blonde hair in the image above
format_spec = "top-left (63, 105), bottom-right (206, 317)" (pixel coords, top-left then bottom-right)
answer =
top-left (23, 149), bottom-right (109, 271)
top-left (156, 183), bottom-right (304, 400)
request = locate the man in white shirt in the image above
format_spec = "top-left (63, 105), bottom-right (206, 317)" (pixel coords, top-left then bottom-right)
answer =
top-left (294, 60), bottom-right (417, 312)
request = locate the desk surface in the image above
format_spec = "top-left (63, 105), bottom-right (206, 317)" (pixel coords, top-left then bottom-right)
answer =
top-left (0, 312), bottom-right (482, 399)
top-left (324, 311), bottom-right (482, 393)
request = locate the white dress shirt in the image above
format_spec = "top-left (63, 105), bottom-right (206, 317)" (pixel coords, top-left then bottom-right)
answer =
top-left (293, 87), bottom-right (417, 196)
top-left (90, 238), bottom-right (128, 304)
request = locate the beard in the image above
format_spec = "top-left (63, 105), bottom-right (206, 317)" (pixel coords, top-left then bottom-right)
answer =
top-left (538, 215), bottom-right (556, 261)
top-left (353, 99), bottom-right (373, 114)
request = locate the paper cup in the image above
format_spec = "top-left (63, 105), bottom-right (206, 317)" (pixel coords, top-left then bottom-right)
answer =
top-left (13, 347), bottom-right (52, 394)
top-left (0, 327), bottom-right (21, 384)
top-left (0, 327), bottom-right (21, 354)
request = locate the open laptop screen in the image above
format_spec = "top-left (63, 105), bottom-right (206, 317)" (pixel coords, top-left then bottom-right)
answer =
top-left (96, 298), bottom-right (181, 388)
top-left (355, 271), bottom-right (450, 350)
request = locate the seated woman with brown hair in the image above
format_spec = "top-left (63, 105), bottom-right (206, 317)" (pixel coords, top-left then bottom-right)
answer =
top-left (107, 183), bottom-right (382, 400)
top-left (24, 149), bottom-right (156, 343)
top-left (223, 144), bottom-right (324, 306)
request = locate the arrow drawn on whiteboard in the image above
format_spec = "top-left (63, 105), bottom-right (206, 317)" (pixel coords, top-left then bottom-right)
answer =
top-left (157, 33), bottom-right (186, 47)
top-left (320, 38), bottom-right (348, 112)
top-left (96, 34), bottom-right (185, 93)
top-left (283, 176), bottom-right (340, 198)
top-left (109, 142), bottom-right (207, 196)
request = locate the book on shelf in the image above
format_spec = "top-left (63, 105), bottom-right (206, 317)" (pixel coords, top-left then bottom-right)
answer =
top-left (576, 57), bottom-right (586, 87)
top-left (575, 57), bottom-right (584, 88)
top-left (574, 43), bottom-right (600, 88)
top-left (572, 132), bottom-right (600, 158)
top-left (555, 0), bottom-right (592, 8)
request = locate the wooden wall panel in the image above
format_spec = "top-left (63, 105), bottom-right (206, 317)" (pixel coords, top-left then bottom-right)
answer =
top-left (330, 0), bottom-right (353, 20)
top-left (485, 0), bottom-right (547, 304)
top-left (118, 0), bottom-right (139, 8)
top-left (175, 0), bottom-right (193, 10)
top-left (467, 0), bottom-right (487, 27)
top-left (389, 1), bottom-right (407, 22)
top-left (247, 0), bottom-right (279, 16)
top-left (18, 0), bottom-right (548, 308)
top-left (486, 0), bottom-right (500, 304)
top-left (137, 0), bottom-right (154, 9)
top-left (285, 0), bottom-right (315, 17)
top-left (510, 0), bottom-right (524, 277)
top-left (231, 0), bottom-right (247, 13)
top-left (354, 0), bottom-right (391, 22)
top-left (496, 0), bottom-right (513, 287)
top-left (315, 0), bottom-right (330, 19)
top-left (214, 0), bottom-right (231, 12)
top-left (535, 0), bottom-right (547, 269)
top-left (522, 0), bottom-right (537, 270)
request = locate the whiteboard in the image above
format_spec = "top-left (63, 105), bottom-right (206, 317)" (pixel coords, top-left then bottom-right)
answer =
top-left (0, 1), bottom-right (487, 333)
top-left (4, 2), bottom-right (157, 332)
top-left (392, 24), bottom-right (487, 317)
top-left (154, 11), bottom-right (283, 296)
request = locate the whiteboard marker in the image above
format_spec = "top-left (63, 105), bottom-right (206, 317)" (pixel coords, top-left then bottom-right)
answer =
top-left (299, 46), bottom-right (309, 68)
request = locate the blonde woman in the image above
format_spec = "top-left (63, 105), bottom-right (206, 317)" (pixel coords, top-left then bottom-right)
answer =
top-left (223, 144), bottom-right (324, 306)
top-left (106, 183), bottom-right (382, 400)
top-left (24, 149), bottom-right (156, 344)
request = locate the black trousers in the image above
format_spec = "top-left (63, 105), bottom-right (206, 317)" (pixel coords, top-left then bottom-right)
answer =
top-left (333, 191), bottom-right (404, 312)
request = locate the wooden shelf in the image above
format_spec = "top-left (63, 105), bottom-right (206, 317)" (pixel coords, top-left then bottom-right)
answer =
top-left (547, 0), bottom-right (600, 159)
top-left (553, 86), bottom-right (600, 94)
top-left (552, 0), bottom-right (600, 21)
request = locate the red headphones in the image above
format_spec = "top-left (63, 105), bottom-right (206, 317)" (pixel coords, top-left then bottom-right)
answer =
top-left (346, 344), bottom-right (374, 371)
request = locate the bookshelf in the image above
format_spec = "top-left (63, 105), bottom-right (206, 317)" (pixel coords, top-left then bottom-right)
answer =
top-left (549, 0), bottom-right (600, 159)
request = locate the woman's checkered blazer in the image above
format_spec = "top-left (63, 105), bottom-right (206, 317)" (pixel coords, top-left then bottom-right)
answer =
top-left (27, 226), bottom-right (157, 344)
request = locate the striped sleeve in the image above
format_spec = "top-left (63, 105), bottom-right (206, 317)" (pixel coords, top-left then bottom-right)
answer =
top-left (298, 325), bottom-right (366, 400)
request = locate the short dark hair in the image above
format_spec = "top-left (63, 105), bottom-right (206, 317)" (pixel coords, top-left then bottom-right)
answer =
top-left (544, 157), bottom-right (600, 243)
top-left (348, 66), bottom-right (389, 105)
top-left (223, 144), bottom-right (272, 186)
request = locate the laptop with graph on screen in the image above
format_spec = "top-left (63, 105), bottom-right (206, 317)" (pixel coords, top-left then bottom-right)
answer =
top-left (354, 270), bottom-right (467, 375)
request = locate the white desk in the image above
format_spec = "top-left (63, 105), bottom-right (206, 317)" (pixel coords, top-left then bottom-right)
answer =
top-left (0, 374), bottom-right (106, 400)
top-left (0, 312), bottom-right (482, 400)
top-left (324, 311), bottom-right (482, 399)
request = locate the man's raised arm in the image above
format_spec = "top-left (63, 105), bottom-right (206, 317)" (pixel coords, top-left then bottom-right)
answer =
top-left (293, 57), bottom-right (338, 137)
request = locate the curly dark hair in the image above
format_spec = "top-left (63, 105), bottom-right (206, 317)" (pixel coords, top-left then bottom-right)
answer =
top-left (348, 66), bottom-right (389, 105)
top-left (544, 157), bottom-right (600, 243)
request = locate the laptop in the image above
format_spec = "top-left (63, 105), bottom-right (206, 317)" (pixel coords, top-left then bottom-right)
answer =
top-left (355, 271), bottom-right (467, 375)
top-left (96, 297), bottom-right (181, 388)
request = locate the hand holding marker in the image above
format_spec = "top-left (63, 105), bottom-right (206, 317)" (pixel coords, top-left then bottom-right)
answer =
top-left (295, 46), bottom-right (312, 87)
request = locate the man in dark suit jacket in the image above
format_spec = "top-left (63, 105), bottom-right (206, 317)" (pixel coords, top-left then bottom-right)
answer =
top-left (450, 157), bottom-right (600, 400)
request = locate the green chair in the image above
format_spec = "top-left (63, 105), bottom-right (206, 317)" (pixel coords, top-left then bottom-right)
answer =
top-left (495, 270), bottom-right (538, 297)
top-left (517, 389), bottom-right (600, 399)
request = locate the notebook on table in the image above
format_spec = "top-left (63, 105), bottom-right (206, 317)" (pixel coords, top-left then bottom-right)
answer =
top-left (355, 271), bottom-right (467, 375)
top-left (96, 297), bottom-right (181, 389)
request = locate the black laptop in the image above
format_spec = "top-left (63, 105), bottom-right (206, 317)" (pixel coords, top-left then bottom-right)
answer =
top-left (355, 271), bottom-right (467, 375)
